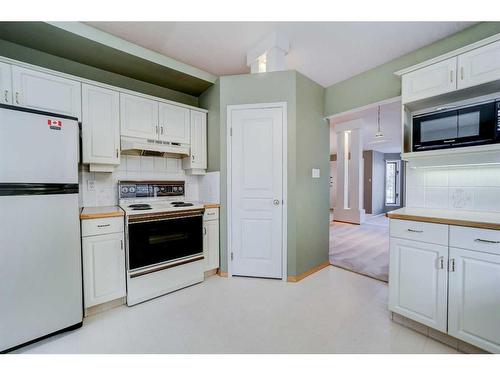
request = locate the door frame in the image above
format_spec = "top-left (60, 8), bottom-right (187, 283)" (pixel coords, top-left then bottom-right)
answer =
top-left (226, 102), bottom-right (288, 281)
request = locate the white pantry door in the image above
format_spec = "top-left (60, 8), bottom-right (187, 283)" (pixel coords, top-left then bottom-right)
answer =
top-left (230, 106), bottom-right (284, 279)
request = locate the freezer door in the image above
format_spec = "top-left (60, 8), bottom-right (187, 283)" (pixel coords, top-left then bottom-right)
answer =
top-left (0, 106), bottom-right (79, 184)
top-left (0, 193), bottom-right (83, 352)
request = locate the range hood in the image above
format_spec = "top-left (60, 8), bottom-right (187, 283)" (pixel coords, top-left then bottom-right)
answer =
top-left (121, 136), bottom-right (190, 157)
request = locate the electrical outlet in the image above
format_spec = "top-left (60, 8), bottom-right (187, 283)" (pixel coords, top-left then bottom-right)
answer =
top-left (312, 168), bottom-right (320, 179)
top-left (87, 180), bottom-right (96, 192)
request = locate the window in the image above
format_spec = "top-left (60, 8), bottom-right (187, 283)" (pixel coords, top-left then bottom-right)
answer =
top-left (385, 160), bottom-right (400, 206)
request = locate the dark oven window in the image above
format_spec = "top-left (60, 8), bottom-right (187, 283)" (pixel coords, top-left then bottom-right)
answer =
top-left (128, 215), bottom-right (203, 270)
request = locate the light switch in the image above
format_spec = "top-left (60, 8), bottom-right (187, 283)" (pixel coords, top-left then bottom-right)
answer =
top-left (312, 168), bottom-right (320, 179)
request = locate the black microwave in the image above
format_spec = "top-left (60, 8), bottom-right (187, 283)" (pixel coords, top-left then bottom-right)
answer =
top-left (412, 100), bottom-right (500, 152)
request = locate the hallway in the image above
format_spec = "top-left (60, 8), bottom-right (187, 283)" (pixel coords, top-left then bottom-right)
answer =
top-left (329, 214), bottom-right (389, 282)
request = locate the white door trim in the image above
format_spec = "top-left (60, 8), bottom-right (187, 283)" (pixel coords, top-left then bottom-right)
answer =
top-left (226, 102), bottom-right (288, 281)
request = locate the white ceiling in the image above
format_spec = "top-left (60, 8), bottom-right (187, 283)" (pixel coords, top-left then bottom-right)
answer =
top-left (85, 21), bottom-right (474, 87)
top-left (330, 100), bottom-right (402, 154)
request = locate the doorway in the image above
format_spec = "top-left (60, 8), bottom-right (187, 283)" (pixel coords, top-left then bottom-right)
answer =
top-left (328, 98), bottom-right (402, 282)
top-left (227, 103), bottom-right (287, 280)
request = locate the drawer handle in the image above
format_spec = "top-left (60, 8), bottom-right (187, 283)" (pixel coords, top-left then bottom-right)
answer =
top-left (475, 238), bottom-right (500, 244)
top-left (97, 224), bottom-right (111, 228)
top-left (407, 229), bottom-right (423, 233)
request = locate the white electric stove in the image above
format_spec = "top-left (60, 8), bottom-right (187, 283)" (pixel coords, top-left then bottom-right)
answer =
top-left (118, 181), bottom-right (205, 306)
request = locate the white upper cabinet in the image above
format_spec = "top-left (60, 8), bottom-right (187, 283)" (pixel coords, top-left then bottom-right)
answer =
top-left (82, 84), bottom-right (120, 167)
top-left (448, 247), bottom-right (500, 353)
top-left (402, 57), bottom-right (457, 104)
top-left (120, 93), bottom-right (159, 140)
top-left (182, 110), bottom-right (207, 173)
top-left (11, 66), bottom-right (81, 119)
top-left (0, 62), bottom-right (12, 104)
top-left (388, 237), bottom-right (448, 332)
top-left (158, 102), bottom-right (190, 144)
top-left (457, 40), bottom-right (500, 90)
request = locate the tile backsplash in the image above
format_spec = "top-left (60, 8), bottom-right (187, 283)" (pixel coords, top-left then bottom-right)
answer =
top-left (79, 155), bottom-right (200, 207)
top-left (405, 165), bottom-right (500, 212)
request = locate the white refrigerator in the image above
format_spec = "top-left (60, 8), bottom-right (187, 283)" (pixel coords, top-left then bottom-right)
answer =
top-left (0, 105), bottom-right (83, 352)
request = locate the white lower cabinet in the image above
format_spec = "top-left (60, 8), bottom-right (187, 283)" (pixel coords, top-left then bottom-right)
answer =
top-left (390, 219), bottom-right (500, 353)
top-left (203, 208), bottom-right (219, 272)
top-left (82, 219), bottom-right (126, 309)
top-left (389, 237), bottom-right (448, 332)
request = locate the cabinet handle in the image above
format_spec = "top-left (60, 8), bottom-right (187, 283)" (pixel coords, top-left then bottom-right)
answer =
top-left (15, 92), bottom-right (20, 105)
top-left (450, 70), bottom-right (453, 83)
top-left (116, 149), bottom-right (119, 158)
top-left (156, 125), bottom-right (159, 135)
top-left (204, 227), bottom-right (207, 235)
top-left (460, 67), bottom-right (464, 80)
top-left (4, 89), bottom-right (8, 103)
top-left (407, 228), bottom-right (423, 233)
top-left (475, 238), bottom-right (500, 244)
top-left (449, 258), bottom-right (456, 272)
top-left (192, 154), bottom-right (195, 162)
top-left (161, 126), bottom-right (164, 135)
top-left (438, 256), bottom-right (444, 269)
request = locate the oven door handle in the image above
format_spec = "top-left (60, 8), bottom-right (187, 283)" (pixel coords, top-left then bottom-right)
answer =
top-left (128, 210), bottom-right (205, 224)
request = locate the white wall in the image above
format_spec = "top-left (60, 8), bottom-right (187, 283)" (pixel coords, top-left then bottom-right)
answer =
top-left (405, 165), bottom-right (500, 212)
top-left (79, 155), bottom-right (200, 207)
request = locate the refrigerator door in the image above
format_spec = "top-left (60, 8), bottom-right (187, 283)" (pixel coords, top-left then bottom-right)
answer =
top-left (0, 192), bottom-right (82, 352)
top-left (0, 106), bottom-right (79, 184)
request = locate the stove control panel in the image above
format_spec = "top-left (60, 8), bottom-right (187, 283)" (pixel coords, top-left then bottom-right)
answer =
top-left (118, 181), bottom-right (185, 199)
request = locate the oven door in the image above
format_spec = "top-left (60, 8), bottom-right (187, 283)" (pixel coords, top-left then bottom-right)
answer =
top-left (127, 211), bottom-right (203, 273)
top-left (412, 102), bottom-right (495, 151)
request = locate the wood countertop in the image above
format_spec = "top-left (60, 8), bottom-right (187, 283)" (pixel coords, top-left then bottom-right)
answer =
top-left (203, 203), bottom-right (220, 209)
top-left (80, 206), bottom-right (125, 220)
top-left (387, 207), bottom-right (500, 231)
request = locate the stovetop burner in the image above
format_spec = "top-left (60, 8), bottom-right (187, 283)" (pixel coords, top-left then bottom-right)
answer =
top-left (132, 207), bottom-right (153, 211)
top-left (129, 204), bottom-right (151, 208)
top-left (172, 203), bottom-right (194, 207)
top-left (171, 201), bottom-right (184, 204)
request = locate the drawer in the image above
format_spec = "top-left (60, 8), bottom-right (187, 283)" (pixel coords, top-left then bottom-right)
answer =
top-left (203, 207), bottom-right (219, 221)
top-left (450, 225), bottom-right (500, 255)
top-left (82, 216), bottom-right (124, 237)
top-left (390, 219), bottom-right (448, 246)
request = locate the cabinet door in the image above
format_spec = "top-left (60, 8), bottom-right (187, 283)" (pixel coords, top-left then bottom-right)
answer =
top-left (190, 110), bottom-right (207, 169)
top-left (448, 247), bottom-right (500, 353)
top-left (458, 40), bottom-right (500, 90)
top-left (11, 66), bottom-right (81, 119)
top-left (388, 237), bottom-right (448, 332)
top-left (158, 102), bottom-right (190, 144)
top-left (82, 232), bottom-right (126, 308)
top-left (401, 57), bottom-right (457, 104)
top-left (0, 62), bottom-right (12, 104)
top-left (82, 84), bottom-right (120, 166)
top-left (120, 93), bottom-right (159, 140)
top-left (203, 220), bottom-right (219, 271)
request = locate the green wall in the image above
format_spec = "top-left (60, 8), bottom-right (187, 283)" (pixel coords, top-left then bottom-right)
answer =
top-left (0, 38), bottom-right (199, 106)
top-left (295, 73), bottom-right (329, 274)
top-left (199, 80), bottom-right (221, 172)
top-left (200, 71), bottom-right (329, 277)
top-left (324, 22), bottom-right (500, 116)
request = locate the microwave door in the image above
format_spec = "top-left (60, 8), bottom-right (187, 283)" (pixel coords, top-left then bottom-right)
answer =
top-left (413, 110), bottom-right (458, 150)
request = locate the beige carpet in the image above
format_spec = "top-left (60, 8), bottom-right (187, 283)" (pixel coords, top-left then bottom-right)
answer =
top-left (329, 215), bottom-right (389, 282)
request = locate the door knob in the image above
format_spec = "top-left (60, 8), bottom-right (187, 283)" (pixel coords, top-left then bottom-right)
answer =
top-left (273, 199), bottom-right (280, 206)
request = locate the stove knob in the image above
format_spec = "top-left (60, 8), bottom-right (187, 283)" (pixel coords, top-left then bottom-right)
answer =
top-left (178, 186), bottom-right (183, 192)
top-left (173, 187), bottom-right (178, 192)
top-left (122, 187), bottom-right (129, 193)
